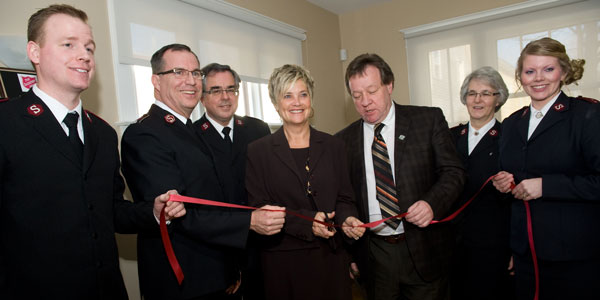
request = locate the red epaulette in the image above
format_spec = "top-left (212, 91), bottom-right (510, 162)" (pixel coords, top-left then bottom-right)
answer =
top-left (137, 113), bottom-right (150, 123)
top-left (450, 122), bottom-right (467, 130)
top-left (576, 96), bottom-right (599, 104)
top-left (84, 110), bottom-right (111, 126)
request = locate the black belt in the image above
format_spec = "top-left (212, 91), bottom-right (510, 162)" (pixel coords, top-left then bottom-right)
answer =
top-left (371, 233), bottom-right (405, 244)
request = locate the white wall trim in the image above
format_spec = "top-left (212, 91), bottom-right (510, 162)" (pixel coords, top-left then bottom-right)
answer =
top-left (399, 0), bottom-right (584, 39)
top-left (179, 0), bottom-right (307, 40)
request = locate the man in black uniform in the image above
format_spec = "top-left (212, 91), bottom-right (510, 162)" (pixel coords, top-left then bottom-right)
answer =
top-left (0, 5), bottom-right (184, 299)
top-left (195, 63), bottom-right (271, 299)
top-left (121, 45), bottom-right (284, 300)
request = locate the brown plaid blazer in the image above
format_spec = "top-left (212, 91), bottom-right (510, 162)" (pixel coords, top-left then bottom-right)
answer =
top-left (335, 102), bottom-right (465, 282)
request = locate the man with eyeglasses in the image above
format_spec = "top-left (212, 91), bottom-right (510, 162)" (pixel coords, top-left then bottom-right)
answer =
top-left (195, 63), bottom-right (271, 299)
top-left (335, 53), bottom-right (465, 300)
top-left (121, 45), bottom-right (285, 300)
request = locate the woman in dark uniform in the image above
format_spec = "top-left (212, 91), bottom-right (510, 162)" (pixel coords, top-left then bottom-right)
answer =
top-left (245, 64), bottom-right (365, 300)
top-left (493, 37), bottom-right (600, 299)
top-left (450, 66), bottom-right (513, 300)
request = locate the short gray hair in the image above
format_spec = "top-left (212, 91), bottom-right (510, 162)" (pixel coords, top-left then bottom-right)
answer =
top-left (459, 66), bottom-right (508, 112)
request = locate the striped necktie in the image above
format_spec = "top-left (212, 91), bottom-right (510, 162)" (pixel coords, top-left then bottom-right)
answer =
top-left (372, 123), bottom-right (401, 229)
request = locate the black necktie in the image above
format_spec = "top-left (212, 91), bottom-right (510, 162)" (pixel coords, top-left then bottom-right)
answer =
top-left (63, 112), bottom-right (83, 164)
top-left (185, 119), bottom-right (195, 133)
top-left (222, 126), bottom-right (232, 148)
top-left (372, 123), bottom-right (401, 229)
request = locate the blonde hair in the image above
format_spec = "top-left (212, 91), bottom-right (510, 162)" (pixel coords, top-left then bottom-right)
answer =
top-left (268, 64), bottom-right (315, 106)
top-left (515, 37), bottom-right (585, 89)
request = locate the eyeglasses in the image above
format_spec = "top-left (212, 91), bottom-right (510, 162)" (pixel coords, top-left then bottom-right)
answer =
top-left (466, 91), bottom-right (500, 99)
top-left (203, 88), bottom-right (240, 96)
top-left (156, 68), bottom-right (203, 79)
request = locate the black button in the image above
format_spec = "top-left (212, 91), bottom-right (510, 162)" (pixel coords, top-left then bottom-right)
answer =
top-left (91, 232), bottom-right (98, 239)
top-left (87, 204), bottom-right (94, 210)
top-left (522, 146), bottom-right (527, 150)
top-left (96, 261), bottom-right (103, 267)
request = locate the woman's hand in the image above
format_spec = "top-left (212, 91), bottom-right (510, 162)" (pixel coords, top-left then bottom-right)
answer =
top-left (313, 211), bottom-right (336, 239)
top-left (512, 178), bottom-right (542, 201)
top-left (342, 216), bottom-right (365, 240)
top-left (492, 171), bottom-right (515, 193)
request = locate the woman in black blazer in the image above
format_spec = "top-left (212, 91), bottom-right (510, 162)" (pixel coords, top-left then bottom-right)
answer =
top-left (245, 64), bottom-right (365, 300)
top-left (493, 37), bottom-right (600, 299)
top-left (449, 66), bottom-right (513, 300)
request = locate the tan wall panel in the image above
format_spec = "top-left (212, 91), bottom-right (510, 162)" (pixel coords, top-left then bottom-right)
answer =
top-left (339, 0), bottom-right (524, 129)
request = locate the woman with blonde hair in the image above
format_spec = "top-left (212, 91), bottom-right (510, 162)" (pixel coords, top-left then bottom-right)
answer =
top-left (246, 64), bottom-right (365, 299)
top-left (493, 37), bottom-right (600, 299)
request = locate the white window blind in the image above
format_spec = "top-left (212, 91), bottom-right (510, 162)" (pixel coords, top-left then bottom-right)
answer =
top-left (404, 0), bottom-right (600, 127)
top-left (107, 0), bottom-right (304, 128)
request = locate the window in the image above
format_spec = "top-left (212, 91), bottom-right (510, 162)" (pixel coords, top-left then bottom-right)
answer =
top-left (108, 0), bottom-right (304, 131)
top-left (404, 0), bottom-right (600, 127)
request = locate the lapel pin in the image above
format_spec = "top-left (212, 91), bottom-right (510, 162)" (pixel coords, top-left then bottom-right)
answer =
top-left (27, 104), bottom-right (44, 116)
top-left (398, 135), bottom-right (405, 140)
top-left (201, 122), bottom-right (210, 131)
top-left (489, 129), bottom-right (498, 136)
top-left (460, 128), bottom-right (466, 136)
top-left (164, 114), bottom-right (176, 124)
top-left (553, 103), bottom-right (565, 112)
top-left (521, 107), bottom-right (529, 118)
top-left (236, 119), bottom-right (243, 126)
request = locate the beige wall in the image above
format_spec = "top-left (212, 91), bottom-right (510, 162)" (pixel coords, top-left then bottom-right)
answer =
top-left (338, 0), bottom-right (524, 128)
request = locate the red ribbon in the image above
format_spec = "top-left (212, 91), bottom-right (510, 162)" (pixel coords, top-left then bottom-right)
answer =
top-left (160, 175), bottom-right (538, 295)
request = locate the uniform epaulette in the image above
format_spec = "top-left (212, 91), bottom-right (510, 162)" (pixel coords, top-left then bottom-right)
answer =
top-left (0, 98), bottom-right (9, 104)
top-left (137, 113), bottom-right (150, 123)
top-left (84, 110), bottom-right (111, 126)
top-left (576, 96), bottom-right (599, 104)
top-left (450, 122), bottom-right (467, 130)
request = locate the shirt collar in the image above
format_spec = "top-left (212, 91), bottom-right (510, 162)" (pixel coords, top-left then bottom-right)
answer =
top-left (530, 91), bottom-right (561, 117)
top-left (205, 113), bottom-right (234, 134)
top-left (154, 99), bottom-right (188, 124)
top-left (33, 84), bottom-right (82, 121)
top-left (468, 118), bottom-right (496, 136)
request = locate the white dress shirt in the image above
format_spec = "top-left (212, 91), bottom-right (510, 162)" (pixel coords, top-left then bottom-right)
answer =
top-left (528, 92), bottom-right (560, 139)
top-left (33, 84), bottom-right (84, 144)
top-left (468, 118), bottom-right (496, 155)
top-left (205, 114), bottom-right (235, 142)
top-left (362, 103), bottom-right (405, 235)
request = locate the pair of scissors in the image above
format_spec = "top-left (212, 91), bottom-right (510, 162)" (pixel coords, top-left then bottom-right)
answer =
top-left (323, 212), bottom-right (336, 233)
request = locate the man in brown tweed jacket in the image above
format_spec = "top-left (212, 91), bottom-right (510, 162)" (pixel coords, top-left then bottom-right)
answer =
top-left (336, 53), bottom-right (465, 300)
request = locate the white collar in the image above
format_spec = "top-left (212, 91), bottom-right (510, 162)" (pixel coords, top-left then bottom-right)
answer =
top-left (33, 84), bottom-right (82, 121)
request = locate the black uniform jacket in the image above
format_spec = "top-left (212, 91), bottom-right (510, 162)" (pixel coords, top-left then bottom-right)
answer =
top-left (194, 114), bottom-right (270, 205)
top-left (121, 104), bottom-right (251, 299)
top-left (499, 92), bottom-right (600, 261)
top-left (0, 90), bottom-right (155, 300)
top-left (450, 121), bottom-right (510, 247)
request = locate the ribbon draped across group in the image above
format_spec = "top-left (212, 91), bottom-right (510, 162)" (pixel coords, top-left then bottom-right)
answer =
top-left (159, 176), bottom-right (538, 300)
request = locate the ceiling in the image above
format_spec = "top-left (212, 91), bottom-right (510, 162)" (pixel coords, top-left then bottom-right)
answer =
top-left (306, 0), bottom-right (393, 15)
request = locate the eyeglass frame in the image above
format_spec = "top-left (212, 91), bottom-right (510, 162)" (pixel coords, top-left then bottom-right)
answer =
top-left (203, 87), bottom-right (240, 96)
top-left (466, 91), bottom-right (500, 99)
top-left (155, 68), bottom-right (204, 79)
